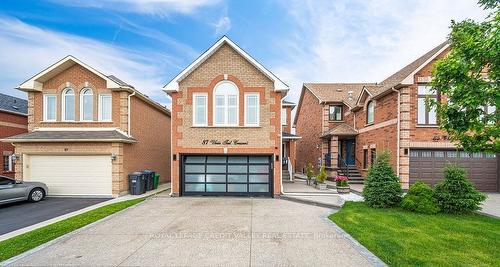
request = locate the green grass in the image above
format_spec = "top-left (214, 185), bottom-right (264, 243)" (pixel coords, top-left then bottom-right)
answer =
top-left (329, 202), bottom-right (500, 267)
top-left (0, 198), bottom-right (145, 262)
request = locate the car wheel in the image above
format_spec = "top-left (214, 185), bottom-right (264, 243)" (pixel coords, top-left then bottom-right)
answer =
top-left (28, 188), bottom-right (45, 202)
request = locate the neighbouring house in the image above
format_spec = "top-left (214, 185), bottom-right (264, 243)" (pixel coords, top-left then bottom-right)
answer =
top-left (0, 93), bottom-right (28, 178)
top-left (281, 100), bottom-right (301, 181)
top-left (2, 56), bottom-right (171, 197)
top-left (295, 41), bottom-right (499, 192)
top-left (164, 36), bottom-right (290, 197)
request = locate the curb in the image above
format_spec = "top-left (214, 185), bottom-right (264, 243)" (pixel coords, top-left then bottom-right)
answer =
top-left (281, 195), bottom-right (344, 209)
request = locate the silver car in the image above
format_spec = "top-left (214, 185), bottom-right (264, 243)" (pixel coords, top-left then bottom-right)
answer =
top-left (0, 176), bottom-right (48, 204)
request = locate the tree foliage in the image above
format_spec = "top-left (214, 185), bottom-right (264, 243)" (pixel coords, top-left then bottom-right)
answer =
top-left (430, 0), bottom-right (499, 153)
top-left (363, 151), bottom-right (403, 208)
top-left (401, 182), bottom-right (440, 214)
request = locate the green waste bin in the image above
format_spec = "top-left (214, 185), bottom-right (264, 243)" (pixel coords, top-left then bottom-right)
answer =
top-left (153, 174), bottom-right (160, 189)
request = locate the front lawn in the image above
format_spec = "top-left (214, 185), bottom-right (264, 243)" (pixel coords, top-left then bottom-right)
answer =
top-left (0, 198), bottom-right (145, 262)
top-left (329, 202), bottom-right (500, 267)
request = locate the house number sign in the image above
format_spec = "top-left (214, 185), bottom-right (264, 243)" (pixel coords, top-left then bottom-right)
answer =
top-left (202, 139), bottom-right (249, 145)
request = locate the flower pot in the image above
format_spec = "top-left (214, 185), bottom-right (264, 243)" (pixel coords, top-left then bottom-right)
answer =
top-left (315, 183), bottom-right (327, 190)
top-left (336, 186), bottom-right (350, 194)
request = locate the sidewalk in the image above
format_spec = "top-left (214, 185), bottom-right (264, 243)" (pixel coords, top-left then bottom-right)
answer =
top-left (0, 183), bottom-right (170, 242)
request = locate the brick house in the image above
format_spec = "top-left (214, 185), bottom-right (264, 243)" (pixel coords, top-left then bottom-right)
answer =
top-left (164, 36), bottom-right (291, 197)
top-left (0, 93), bottom-right (28, 178)
top-left (295, 42), bottom-right (499, 192)
top-left (3, 56), bottom-right (171, 197)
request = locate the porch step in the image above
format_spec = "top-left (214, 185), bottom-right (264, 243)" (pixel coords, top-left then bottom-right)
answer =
top-left (337, 166), bottom-right (364, 184)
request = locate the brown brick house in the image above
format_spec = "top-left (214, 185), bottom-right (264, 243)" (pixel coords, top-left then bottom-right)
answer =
top-left (0, 93), bottom-right (28, 178)
top-left (3, 56), bottom-right (171, 197)
top-left (164, 36), bottom-right (290, 197)
top-left (295, 42), bottom-right (499, 192)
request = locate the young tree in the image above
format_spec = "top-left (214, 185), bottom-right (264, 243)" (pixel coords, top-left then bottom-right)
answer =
top-left (363, 151), bottom-right (403, 208)
top-left (430, 0), bottom-right (499, 153)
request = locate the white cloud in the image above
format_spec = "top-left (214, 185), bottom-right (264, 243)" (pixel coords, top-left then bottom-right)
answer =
top-left (213, 16), bottom-right (231, 36)
top-left (50, 0), bottom-right (222, 16)
top-left (0, 16), bottom-right (183, 107)
top-left (272, 0), bottom-right (489, 107)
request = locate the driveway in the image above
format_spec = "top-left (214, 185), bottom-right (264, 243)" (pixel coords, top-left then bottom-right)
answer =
top-left (0, 197), bottom-right (109, 235)
top-left (5, 192), bottom-right (382, 267)
top-left (481, 193), bottom-right (500, 218)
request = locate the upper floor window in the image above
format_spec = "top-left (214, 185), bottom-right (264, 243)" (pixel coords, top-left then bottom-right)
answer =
top-left (193, 93), bottom-right (208, 126)
top-left (417, 85), bottom-right (437, 125)
top-left (366, 101), bottom-right (374, 124)
top-left (213, 81), bottom-right (238, 126)
top-left (62, 88), bottom-right (75, 121)
top-left (245, 93), bottom-right (259, 126)
top-left (80, 88), bottom-right (93, 121)
top-left (281, 108), bottom-right (287, 125)
top-left (43, 94), bottom-right (56, 121)
top-left (329, 105), bottom-right (343, 121)
top-left (98, 94), bottom-right (112, 121)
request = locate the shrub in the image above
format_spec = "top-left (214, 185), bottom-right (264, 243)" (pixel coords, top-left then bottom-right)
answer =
top-left (316, 165), bottom-right (327, 183)
top-left (335, 176), bottom-right (349, 187)
top-left (434, 164), bottom-right (486, 213)
top-left (401, 181), bottom-right (440, 214)
top-left (305, 163), bottom-right (314, 181)
top-left (363, 151), bottom-right (403, 208)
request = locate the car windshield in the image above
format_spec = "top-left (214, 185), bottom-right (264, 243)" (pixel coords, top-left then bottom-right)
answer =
top-left (0, 176), bottom-right (14, 185)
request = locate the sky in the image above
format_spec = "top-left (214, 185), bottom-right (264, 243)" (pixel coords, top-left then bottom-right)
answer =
top-left (0, 0), bottom-right (489, 108)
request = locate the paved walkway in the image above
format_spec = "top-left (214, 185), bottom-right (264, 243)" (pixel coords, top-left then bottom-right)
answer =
top-left (481, 193), bottom-right (500, 218)
top-left (4, 191), bottom-right (383, 267)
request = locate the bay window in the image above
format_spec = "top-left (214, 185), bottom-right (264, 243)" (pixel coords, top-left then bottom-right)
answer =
top-left (98, 94), bottom-right (112, 121)
top-left (245, 93), bottom-right (259, 126)
top-left (213, 81), bottom-right (239, 126)
top-left (417, 85), bottom-right (437, 125)
top-left (193, 93), bottom-right (208, 126)
top-left (43, 94), bottom-right (56, 121)
top-left (80, 88), bottom-right (93, 121)
top-left (62, 88), bottom-right (75, 121)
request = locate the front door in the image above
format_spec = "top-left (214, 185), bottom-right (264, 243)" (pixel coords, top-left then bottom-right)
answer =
top-left (345, 139), bottom-right (356, 166)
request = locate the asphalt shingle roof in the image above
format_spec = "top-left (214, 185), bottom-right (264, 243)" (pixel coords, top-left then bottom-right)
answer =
top-left (4, 130), bottom-right (136, 143)
top-left (0, 93), bottom-right (28, 115)
top-left (321, 123), bottom-right (358, 137)
top-left (303, 83), bottom-right (374, 107)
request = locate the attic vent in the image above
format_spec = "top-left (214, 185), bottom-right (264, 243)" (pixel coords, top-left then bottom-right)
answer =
top-left (336, 88), bottom-right (342, 92)
top-left (12, 105), bottom-right (19, 110)
top-left (347, 91), bottom-right (353, 101)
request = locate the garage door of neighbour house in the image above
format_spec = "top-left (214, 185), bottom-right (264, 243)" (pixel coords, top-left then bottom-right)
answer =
top-left (182, 155), bottom-right (273, 196)
top-left (409, 150), bottom-right (498, 192)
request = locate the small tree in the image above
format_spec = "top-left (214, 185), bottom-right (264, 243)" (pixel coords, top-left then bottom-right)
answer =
top-left (363, 151), bottom-right (403, 208)
top-left (316, 165), bottom-right (327, 183)
top-left (401, 182), bottom-right (440, 214)
top-left (305, 163), bottom-right (314, 185)
top-left (434, 164), bottom-right (486, 213)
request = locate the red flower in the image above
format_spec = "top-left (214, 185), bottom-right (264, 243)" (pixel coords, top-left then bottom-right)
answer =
top-left (335, 176), bottom-right (348, 182)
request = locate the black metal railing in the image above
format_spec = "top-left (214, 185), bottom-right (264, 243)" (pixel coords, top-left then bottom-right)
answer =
top-left (338, 155), bottom-right (350, 179)
top-left (324, 153), bottom-right (332, 167)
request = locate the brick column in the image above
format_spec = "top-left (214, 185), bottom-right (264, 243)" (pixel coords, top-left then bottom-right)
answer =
top-left (399, 87), bottom-right (411, 189)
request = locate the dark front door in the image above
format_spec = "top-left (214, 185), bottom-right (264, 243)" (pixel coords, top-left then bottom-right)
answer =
top-left (181, 155), bottom-right (273, 197)
top-left (345, 139), bottom-right (355, 166)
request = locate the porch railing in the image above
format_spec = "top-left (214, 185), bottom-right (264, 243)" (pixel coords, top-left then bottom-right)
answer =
top-left (323, 153), bottom-right (332, 167)
top-left (338, 155), bottom-right (350, 179)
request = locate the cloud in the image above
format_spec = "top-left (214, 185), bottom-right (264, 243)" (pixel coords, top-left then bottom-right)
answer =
top-left (0, 16), bottom-right (185, 107)
top-left (49, 0), bottom-right (222, 16)
top-left (213, 16), bottom-right (231, 36)
top-left (272, 0), bottom-right (489, 107)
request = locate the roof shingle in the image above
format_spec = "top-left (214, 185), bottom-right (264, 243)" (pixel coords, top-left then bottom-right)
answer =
top-left (0, 93), bottom-right (28, 115)
top-left (3, 130), bottom-right (136, 143)
top-left (303, 83), bottom-right (374, 107)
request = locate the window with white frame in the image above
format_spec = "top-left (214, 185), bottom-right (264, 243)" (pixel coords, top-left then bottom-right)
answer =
top-left (193, 93), bottom-right (208, 126)
top-left (62, 88), bottom-right (75, 121)
top-left (244, 93), bottom-right (259, 126)
top-left (366, 101), bottom-right (374, 124)
top-left (417, 85), bottom-right (437, 125)
top-left (213, 81), bottom-right (238, 126)
top-left (281, 108), bottom-right (287, 125)
top-left (43, 94), bottom-right (57, 121)
top-left (3, 155), bottom-right (12, 172)
top-left (80, 88), bottom-right (93, 121)
top-left (98, 94), bottom-right (112, 121)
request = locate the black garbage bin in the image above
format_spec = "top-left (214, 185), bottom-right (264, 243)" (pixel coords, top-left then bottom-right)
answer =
top-left (143, 170), bottom-right (154, 191)
top-left (129, 172), bottom-right (145, 195)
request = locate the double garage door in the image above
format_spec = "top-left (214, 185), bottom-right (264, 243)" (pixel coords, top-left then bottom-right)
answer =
top-left (24, 155), bottom-right (112, 196)
top-left (410, 150), bottom-right (499, 192)
top-left (181, 155), bottom-right (273, 196)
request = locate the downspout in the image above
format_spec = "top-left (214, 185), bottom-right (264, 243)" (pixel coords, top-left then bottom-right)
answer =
top-left (127, 91), bottom-right (136, 137)
top-left (391, 87), bottom-right (400, 176)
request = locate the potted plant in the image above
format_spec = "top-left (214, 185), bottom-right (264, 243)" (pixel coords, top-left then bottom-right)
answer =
top-left (315, 165), bottom-right (327, 190)
top-left (335, 176), bottom-right (350, 194)
top-left (305, 163), bottom-right (314, 186)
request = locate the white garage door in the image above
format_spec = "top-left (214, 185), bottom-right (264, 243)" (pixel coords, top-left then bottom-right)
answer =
top-left (24, 155), bottom-right (112, 197)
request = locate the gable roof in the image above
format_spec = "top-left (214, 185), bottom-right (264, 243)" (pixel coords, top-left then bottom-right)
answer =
top-left (321, 123), bottom-right (358, 138)
top-left (303, 83), bottom-right (372, 108)
top-left (0, 93), bottom-right (28, 116)
top-left (163, 36), bottom-right (289, 92)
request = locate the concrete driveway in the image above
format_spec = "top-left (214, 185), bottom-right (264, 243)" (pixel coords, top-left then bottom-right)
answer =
top-left (0, 197), bottom-right (109, 235)
top-left (5, 192), bottom-right (382, 267)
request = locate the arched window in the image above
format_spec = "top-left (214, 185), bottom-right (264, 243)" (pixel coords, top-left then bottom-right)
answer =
top-left (80, 88), bottom-right (93, 121)
top-left (62, 88), bottom-right (75, 121)
top-left (366, 100), bottom-right (374, 124)
top-left (213, 81), bottom-right (239, 126)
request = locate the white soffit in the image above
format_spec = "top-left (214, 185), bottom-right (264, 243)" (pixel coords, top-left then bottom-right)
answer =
top-left (163, 36), bottom-right (289, 92)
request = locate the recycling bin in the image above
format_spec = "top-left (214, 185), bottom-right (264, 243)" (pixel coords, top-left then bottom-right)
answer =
top-left (153, 174), bottom-right (160, 189)
top-left (143, 170), bottom-right (154, 191)
top-left (128, 172), bottom-right (145, 195)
